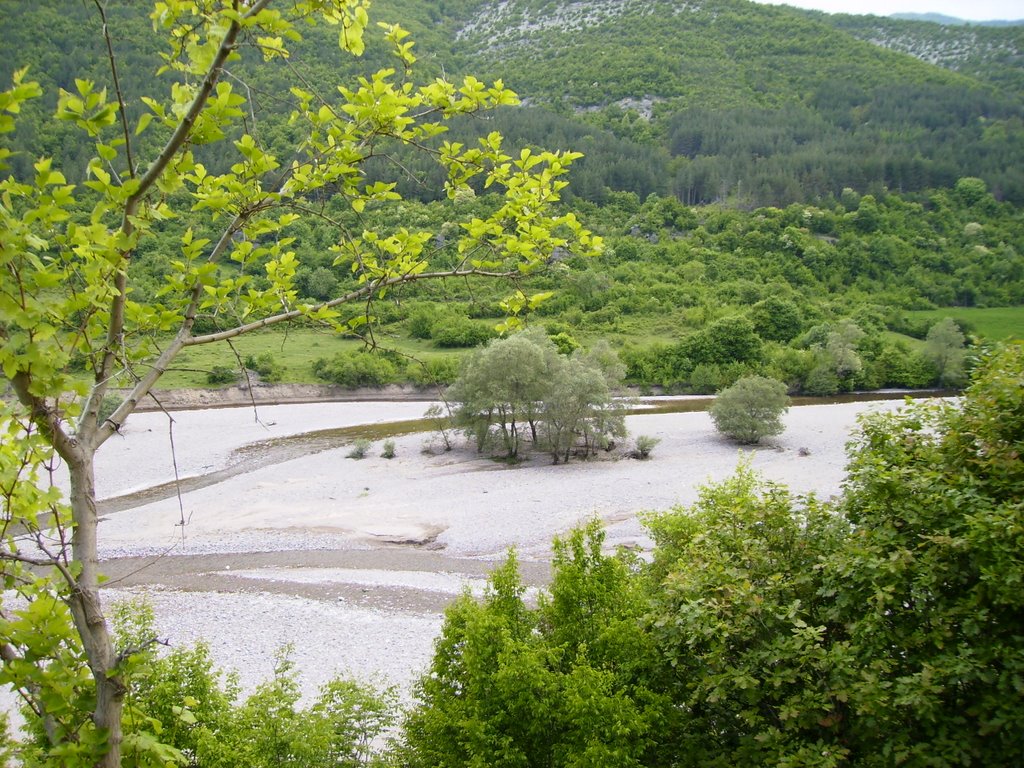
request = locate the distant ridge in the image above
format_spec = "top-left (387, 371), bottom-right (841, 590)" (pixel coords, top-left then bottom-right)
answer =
top-left (890, 12), bottom-right (1024, 27)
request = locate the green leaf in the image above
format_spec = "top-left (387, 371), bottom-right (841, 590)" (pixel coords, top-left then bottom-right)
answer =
top-left (134, 112), bottom-right (153, 136)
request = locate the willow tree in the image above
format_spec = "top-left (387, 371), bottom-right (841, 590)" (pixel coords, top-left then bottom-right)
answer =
top-left (0, 1), bottom-right (600, 765)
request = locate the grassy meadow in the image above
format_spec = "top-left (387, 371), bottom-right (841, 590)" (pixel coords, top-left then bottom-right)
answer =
top-left (907, 307), bottom-right (1024, 342)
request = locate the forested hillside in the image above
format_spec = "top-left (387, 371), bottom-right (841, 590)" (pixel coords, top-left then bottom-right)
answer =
top-left (451, 0), bottom-right (1024, 204)
top-left (816, 11), bottom-right (1024, 94)
top-left (3, 0), bottom-right (1024, 205)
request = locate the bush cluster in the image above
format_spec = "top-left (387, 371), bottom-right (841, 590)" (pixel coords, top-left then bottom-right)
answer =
top-left (206, 365), bottom-right (236, 385)
top-left (710, 375), bottom-right (790, 444)
top-left (312, 351), bottom-right (399, 388)
top-left (430, 316), bottom-right (497, 348)
top-left (312, 348), bottom-right (461, 390)
top-left (244, 352), bottom-right (284, 383)
top-left (405, 306), bottom-right (496, 348)
top-left (448, 329), bottom-right (627, 463)
top-left (624, 313), bottom-right (965, 395)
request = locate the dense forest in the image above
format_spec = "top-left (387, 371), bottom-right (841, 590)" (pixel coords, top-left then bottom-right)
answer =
top-left (3, 0), bottom-right (1024, 206)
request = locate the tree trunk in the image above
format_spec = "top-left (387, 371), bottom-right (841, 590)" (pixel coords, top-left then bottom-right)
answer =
top-left (66, 452), bottom-right (124, 768)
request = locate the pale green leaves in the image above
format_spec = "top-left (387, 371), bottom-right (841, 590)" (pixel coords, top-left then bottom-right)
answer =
top-left (441, 134), bottom-right (603, 302)
top-left (339, 3), bottom-right (369, 56)
top-left (56, 79), bottom-right (117, 137)
top-left (0, 67), bottom-right (42, 169)
top-left (1, 148), bottom-right (98, 401)
top-left (380, 22), bottom-right (416, 67)
top-left (0, 404), bottom-right (66, 533)
top-left (496, 291), bottom-right (555, 335)
top-left (0, 67), bottom-right (41, 129)
top-left (172, 81), bottom-right (245, 145)
top-left (0, 580), bottom-right (108, 764)
top-left (232, 134), bottom-right (280, 177)
top-left (336, 228), bottom-right (432, 288)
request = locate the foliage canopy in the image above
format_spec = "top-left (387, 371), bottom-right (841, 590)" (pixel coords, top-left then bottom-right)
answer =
top-left (448, 328), bottom-right (625, 462)
top-left (402, 343), bottom-right (1024, 766)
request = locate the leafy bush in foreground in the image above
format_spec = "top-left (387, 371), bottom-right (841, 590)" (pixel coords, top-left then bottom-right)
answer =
top-left (401, 344), bottom-right (1024, 767)
top-left (8, 600), bottom-right (396, 768)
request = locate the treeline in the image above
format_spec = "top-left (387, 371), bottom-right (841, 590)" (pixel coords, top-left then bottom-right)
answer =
top-left (121, 175), bottom-right (1022, 394)
top-left (666, 85), bottom-right (1024, 205)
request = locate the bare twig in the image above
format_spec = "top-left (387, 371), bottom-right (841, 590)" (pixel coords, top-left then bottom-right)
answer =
top-left (116, 636), bottom-right (169, 665)
top-left (226, 337), bottom-right (269, 426)
top-left (93, 0), bottom-right (135, 179)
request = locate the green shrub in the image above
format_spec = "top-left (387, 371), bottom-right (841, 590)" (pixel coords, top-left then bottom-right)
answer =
top-left (631, 434), bottom-right (660, 459)
top-left (245, 352), bottom-right (284, 383)
top-left (312, 351), bottom-right (398, 388)
top-left (114, 601), bottom-right (396, 768)
top-left (299, 266), bottom-right (338, 301)
top-left (407, 306), bottom-right (440, 340)
top-left (750, 296), bottom-right (803, 342)
top-left (410, 356), bottom-right (461, 386)
top-left (681, 315), bottom-right (764, 367)
top-left (206, 365), bottom-right (237, 385)
top-left (382, 439), bottom-right (396, 459)
top-left (548, 331), bottom-right (580, 355)
top-left (802, 363), bottom-right (840, 395)
top-left (432, 316), bottom-right (496, 348)
top-left (710, 375), bottom-right (790, 444)
top-left (347, 439), bottom-right (371, 459)
top-left (687, 363), bottom-right (723, 394)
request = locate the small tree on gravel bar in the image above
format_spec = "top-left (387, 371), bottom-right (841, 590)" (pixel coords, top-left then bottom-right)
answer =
top-left (0, 3), bottom-right (598, 765)
top-left (710, 375), bottom-right (790, 444)
top-left (449, 329), bottom-right (624, 462)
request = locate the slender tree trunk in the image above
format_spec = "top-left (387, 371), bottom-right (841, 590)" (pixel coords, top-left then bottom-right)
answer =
top-left (66, 452), bottom-right (124, 768)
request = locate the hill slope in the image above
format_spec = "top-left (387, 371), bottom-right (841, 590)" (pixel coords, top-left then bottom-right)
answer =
top-left (814, 11), bottom-right (1024, 93)
top-left (440, 0), bottom-right (1024, 204)
top-left (451, 0), bottom-right (987, 110)
top-left (2, 0), bottom-right (1023, 205)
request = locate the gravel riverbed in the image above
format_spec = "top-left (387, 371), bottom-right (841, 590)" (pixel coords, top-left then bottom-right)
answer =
top-left (11, 396), bottom-right (910, 707)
